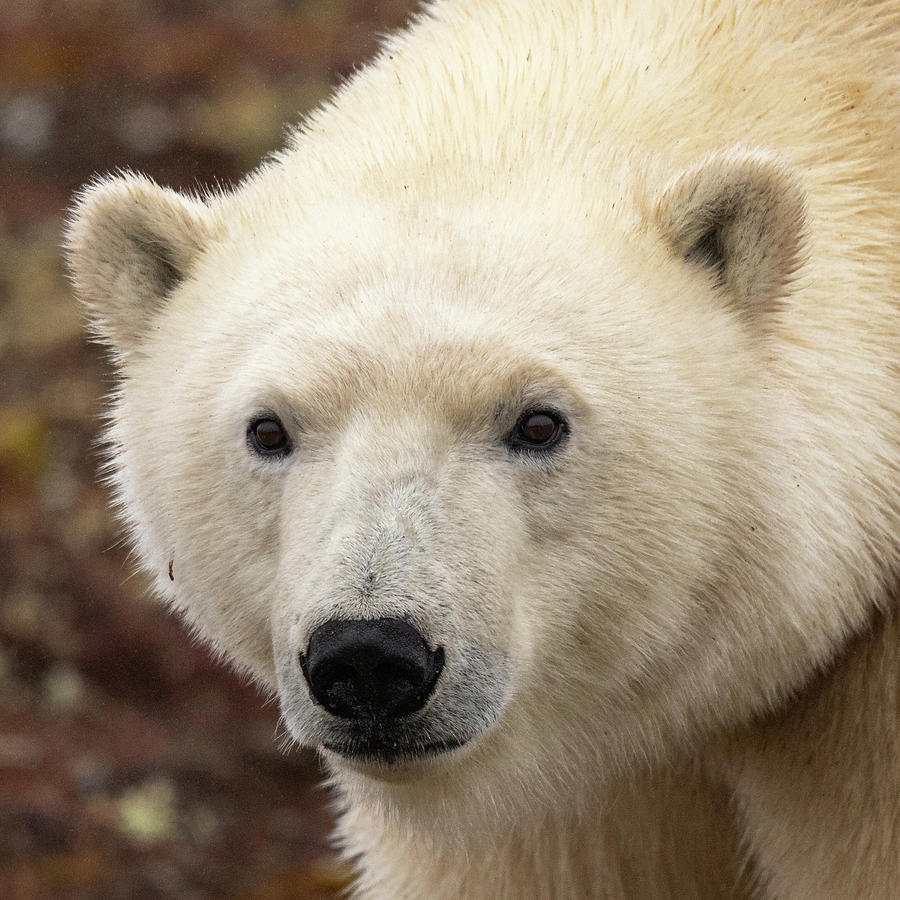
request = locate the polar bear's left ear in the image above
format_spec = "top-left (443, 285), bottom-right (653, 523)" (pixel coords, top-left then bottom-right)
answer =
top-left (65, 173), bottom-right (213, 360)
top-left (652, 147), bottom-right (807, 322)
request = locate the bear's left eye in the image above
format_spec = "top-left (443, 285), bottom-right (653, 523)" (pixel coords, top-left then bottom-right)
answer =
top-left (508, 409), bottom-right (568, 453)
top-left (247, 415), bottom-right (291, 458)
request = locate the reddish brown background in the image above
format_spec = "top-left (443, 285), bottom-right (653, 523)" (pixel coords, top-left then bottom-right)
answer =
top-left (0, 2), bottom-right (416, 897)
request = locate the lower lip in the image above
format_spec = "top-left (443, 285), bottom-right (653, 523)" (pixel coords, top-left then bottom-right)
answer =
top-left (322, 737), bottom-right (466, 763)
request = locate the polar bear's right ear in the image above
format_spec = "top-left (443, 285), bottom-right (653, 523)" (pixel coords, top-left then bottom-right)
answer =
top-left (65, 173), bottom-right (212, 359)
top-left (652, 146), bottom-right (808, 324)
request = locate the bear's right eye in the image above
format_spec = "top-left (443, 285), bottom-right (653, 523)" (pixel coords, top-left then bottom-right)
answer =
top-left (507, 408), bottom-right (568, 454)
top-left (247, 416), bottom-right (291, 458)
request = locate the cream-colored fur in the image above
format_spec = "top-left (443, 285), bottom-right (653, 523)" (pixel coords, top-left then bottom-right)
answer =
top-left (66, 0), bottom-right (899, 896)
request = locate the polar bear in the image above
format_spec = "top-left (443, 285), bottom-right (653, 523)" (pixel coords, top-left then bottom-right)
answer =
top-left (66, 0), bottom-right (899, 897)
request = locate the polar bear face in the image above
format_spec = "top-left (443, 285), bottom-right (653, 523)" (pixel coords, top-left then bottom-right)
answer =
top-left (67, 147), bottom-right (810, 820)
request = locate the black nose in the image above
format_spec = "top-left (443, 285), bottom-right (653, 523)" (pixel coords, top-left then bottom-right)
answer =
top-left (299, 618), bottom-right (444, 721)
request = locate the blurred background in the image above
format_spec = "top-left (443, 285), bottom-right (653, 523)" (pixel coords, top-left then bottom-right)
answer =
top-left (0, 2), bottom-right (416, 896)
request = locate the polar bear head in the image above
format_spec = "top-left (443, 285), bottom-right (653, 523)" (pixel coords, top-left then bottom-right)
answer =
top-left (67, 146), bottom-right (818, 826)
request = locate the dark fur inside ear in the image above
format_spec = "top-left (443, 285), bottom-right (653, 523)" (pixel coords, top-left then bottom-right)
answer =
top-left (685, 223), bottom-right (727, 286)
top-left (64, 173), bottom-right (212, 360)
top-left (130, 232), bottom-right (186, 297)
top-left (654, 147), bottom-right (808, 323)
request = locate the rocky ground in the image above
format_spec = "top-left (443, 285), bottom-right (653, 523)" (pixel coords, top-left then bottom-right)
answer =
top-left (0, 2), bottom-right (414, 896)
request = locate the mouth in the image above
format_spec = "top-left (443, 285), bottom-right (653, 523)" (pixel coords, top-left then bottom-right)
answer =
top-left (322, 735), bottom-right (467, 764)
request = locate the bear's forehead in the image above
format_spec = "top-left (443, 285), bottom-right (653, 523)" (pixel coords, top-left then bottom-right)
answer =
top-left (214, 186), bottom-right (637, 316)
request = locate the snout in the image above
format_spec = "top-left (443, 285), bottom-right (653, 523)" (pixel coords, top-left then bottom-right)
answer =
top-left (285, 614), bottom-right (510, 766)
top-left (299, 617), bottom-right (444, 721)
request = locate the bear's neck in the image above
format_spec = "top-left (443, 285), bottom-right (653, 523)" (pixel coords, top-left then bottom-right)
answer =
top-left (333, 756), bottom-right (752, 899)
top-left (719, 603), bottom-right (900, 900)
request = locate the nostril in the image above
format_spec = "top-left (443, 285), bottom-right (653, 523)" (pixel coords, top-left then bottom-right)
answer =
top-left (300, 618), bottom-right (444, 721)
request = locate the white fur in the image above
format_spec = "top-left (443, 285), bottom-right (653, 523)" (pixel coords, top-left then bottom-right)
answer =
top-left (66, 0), bottom-right (899, 896)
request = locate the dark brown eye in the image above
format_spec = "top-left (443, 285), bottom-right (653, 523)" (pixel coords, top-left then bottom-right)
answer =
top-left (509, 409), bottom-right (567, 452)
top-left (248, 416), bottom-right (291, 457)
